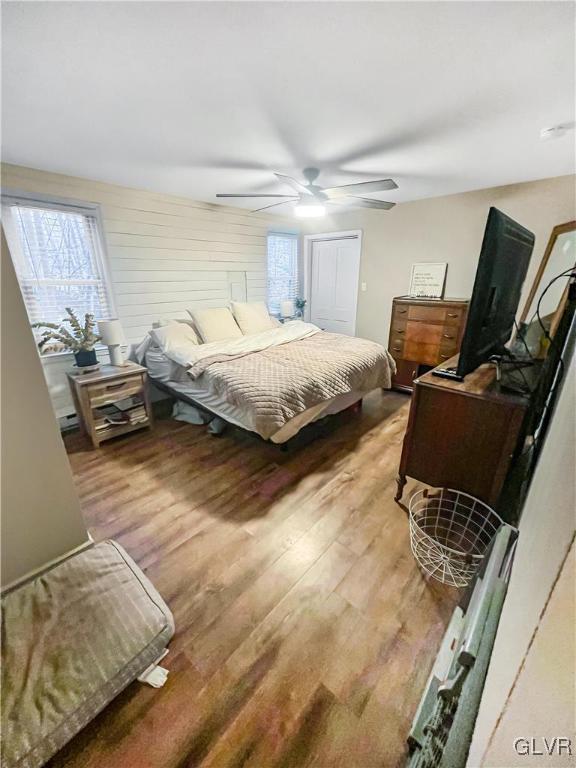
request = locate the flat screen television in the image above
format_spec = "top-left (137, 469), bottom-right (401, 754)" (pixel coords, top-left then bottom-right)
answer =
top-left (434, 207), bottom-right (535, 381)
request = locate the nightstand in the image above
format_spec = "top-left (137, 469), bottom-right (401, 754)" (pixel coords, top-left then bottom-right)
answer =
top-left (67, 363), bottom-right (153, 448)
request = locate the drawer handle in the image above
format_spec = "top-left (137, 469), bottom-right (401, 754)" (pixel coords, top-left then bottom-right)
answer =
top-left (443, 334), bottom-right (455, 339)
top-left (395, 329), bottom-right (405, 334)
top-left (393, 347), bottom-right (402, 352)
top-left (447, 313), bottom-right (459, 318)
top-left (105, 381), bottom-right (128, 391)
top-left (397, 309), bottom-right (407, 314)
top-left (440, 354), bottom-right (451, 359)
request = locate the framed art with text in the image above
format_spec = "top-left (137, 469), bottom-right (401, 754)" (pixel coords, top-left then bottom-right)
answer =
top-left (409, 262), bottom-right (447, 299)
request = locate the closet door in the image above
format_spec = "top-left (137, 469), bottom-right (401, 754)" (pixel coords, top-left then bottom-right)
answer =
top-left (310, 236), bottom-right (360, 335)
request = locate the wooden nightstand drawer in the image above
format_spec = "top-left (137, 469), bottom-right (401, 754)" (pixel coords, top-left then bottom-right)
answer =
top-left (87, 377), bottom-right (143, 407)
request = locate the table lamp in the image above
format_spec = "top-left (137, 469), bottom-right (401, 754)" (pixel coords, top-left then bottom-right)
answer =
top-left (280, 299), bottom-right (295, 319)
top-left (99, 319), bottom-right (127, 367)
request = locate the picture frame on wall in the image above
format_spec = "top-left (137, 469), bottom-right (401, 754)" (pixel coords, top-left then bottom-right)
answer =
top-left (409, 262), bottom-right (448, 299)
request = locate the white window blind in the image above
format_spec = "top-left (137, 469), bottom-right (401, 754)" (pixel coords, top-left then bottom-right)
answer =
top-left (3, 199), bottom-right (114, 339)
top-left (267, 232), bottom-right (299, 315)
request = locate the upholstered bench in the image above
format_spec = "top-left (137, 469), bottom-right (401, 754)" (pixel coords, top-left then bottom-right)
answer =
top-left (1, 540), bottom-right (174, 768)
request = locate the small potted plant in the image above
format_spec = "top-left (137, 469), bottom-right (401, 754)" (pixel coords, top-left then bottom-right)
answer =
top-left (295, 297), bottom-right (307, 318)
top-left (32, 308), bottom-right (102, 369)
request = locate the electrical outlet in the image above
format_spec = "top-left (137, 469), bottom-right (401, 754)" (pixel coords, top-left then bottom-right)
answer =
top-left (361, 282), bottom-right (367, 292)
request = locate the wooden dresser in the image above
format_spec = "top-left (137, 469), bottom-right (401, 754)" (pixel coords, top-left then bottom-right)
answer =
top-left (388, 297), bottom-right (469, 392)
top-left (395, 354), bottom-right (529, 514)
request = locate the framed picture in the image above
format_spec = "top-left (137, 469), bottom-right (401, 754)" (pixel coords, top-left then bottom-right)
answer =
top-left (409, 262), bottom-right (447, 299)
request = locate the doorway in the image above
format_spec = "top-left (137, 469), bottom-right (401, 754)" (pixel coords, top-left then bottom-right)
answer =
top-left (303, 230), bottom-right (362, 336)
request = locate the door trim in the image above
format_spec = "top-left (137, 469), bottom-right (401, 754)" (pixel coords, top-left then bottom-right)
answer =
top-left (302, 230), bottom-right (362, 333)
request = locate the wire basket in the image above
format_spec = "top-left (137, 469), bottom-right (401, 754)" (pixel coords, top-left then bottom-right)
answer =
top-left (409, 488), bottom-right (504, 588)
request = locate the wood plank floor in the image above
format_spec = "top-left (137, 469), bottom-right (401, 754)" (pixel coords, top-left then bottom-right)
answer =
top-left (52, 390), bottom-right (457, 768)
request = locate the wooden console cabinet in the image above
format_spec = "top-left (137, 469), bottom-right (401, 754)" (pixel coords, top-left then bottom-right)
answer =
top-left (388, 297), bottom-right (469, 392)
top-left (395, 355), bottom-right (529, 511)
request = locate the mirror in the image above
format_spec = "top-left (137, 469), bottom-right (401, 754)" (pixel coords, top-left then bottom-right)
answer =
top-left (516, 221), bottom-right (576, 357)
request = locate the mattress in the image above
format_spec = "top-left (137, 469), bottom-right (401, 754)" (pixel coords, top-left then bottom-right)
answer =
top-left (146, 347), bottom-right (363, 443)
top-left (1, 540), bottom-right (174, 768)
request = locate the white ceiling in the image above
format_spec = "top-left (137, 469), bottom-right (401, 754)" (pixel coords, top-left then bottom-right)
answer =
top-left (2, 2), bottom-right (575, 209)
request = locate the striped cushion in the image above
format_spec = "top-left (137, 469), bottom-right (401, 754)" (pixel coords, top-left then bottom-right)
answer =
top-left (1, 540), bottom-right (174, 768)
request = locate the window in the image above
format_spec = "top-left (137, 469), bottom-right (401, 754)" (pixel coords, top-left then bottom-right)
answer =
top-left (3, 196), bottom-right (114, 351)
top-left (267, 232), bottom-right (299, 315)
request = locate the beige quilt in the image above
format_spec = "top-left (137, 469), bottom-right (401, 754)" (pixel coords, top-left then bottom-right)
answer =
top-left (193, 328), bottom-right (395, 440)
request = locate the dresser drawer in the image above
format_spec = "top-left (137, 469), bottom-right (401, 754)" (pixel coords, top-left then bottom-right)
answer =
top-left (439, 337), bottom-right (459, 357)
top-left (405, 321), bottom-right (443, 345)
top-left (404, 341), bottom-right (442, 367)
top-left (390, 338), bottom-right (405, 356)
top-left (392, 305), bottom-right (410, 320)
top-left (444, 308), bottom-right (465, 326)
top-left (439, 327), bottom-right (458, 344)
top-left (406, 305), bottom-right (447, 324)
top-left (392, 359), bottom-right (419, 389)
top-left (389, 318), bottom-right (407, 337)
top-left (87, 377), bottom-right (143, 406)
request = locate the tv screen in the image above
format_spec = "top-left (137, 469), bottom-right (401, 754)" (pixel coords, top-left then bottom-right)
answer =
top-left (437, 207), bottom-right (535, 381)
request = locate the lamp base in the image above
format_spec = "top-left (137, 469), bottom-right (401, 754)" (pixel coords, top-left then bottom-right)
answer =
top-left (108, 345), bottom-right (126, 367)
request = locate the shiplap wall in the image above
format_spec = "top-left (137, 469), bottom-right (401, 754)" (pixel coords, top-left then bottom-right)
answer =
top-left (1, 163), bottom-right (296, 417)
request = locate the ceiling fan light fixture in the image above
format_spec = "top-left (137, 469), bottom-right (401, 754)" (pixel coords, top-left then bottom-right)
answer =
top-left (294, 201), bottom-right (326, 218)
top-left (216, 169), bottom-right (398, 215)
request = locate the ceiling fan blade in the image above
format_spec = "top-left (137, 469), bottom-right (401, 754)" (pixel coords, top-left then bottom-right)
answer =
top-left (328, 197), bottom-right (396, 210)
top-left (322, 179), bottom-right (398, 198)
top-left (251, 199), bottom-right (298, 213)
top-left (274, 172), bottom-right (314, 196)
top-left (216, 193), bottom-right (296, 198)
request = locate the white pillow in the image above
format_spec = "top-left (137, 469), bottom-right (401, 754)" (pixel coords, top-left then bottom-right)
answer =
top-left (189, 307), bottom-right (243, 343)
top-left (230, 301), bottom-right (276, 335)
top-left (149, 323), bottom-right (199, 365)
top-left (153, 317), bottom-right (196, 329)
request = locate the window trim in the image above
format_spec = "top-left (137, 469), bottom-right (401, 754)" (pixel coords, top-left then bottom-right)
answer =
top-left (2, 188), bottom-right (118, 357)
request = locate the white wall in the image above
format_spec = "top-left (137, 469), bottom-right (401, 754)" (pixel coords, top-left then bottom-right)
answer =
top-left (1, 163), bottom-right (296, 416)
top-left (304, 175), bottom-right (575, 347)
top-left (467, 342), bottom-right (576, 766)
top-left (481, 543), bottom-right (575, 767)
top-left (1, 229), bottom-right (89, 587)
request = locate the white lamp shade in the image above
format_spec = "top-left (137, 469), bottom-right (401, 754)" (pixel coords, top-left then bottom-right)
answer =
top-left (280, 300), bottom-right (295, 318)
top-left (99, 319), bottom-right (126, 346)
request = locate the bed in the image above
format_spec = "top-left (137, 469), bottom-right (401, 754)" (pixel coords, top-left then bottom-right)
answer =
top-left (137, 317), bottom-right (395, 444)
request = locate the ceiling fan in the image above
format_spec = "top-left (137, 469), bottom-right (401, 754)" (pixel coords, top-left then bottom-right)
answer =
top-left (216, 167), bottom-right (398, 217)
